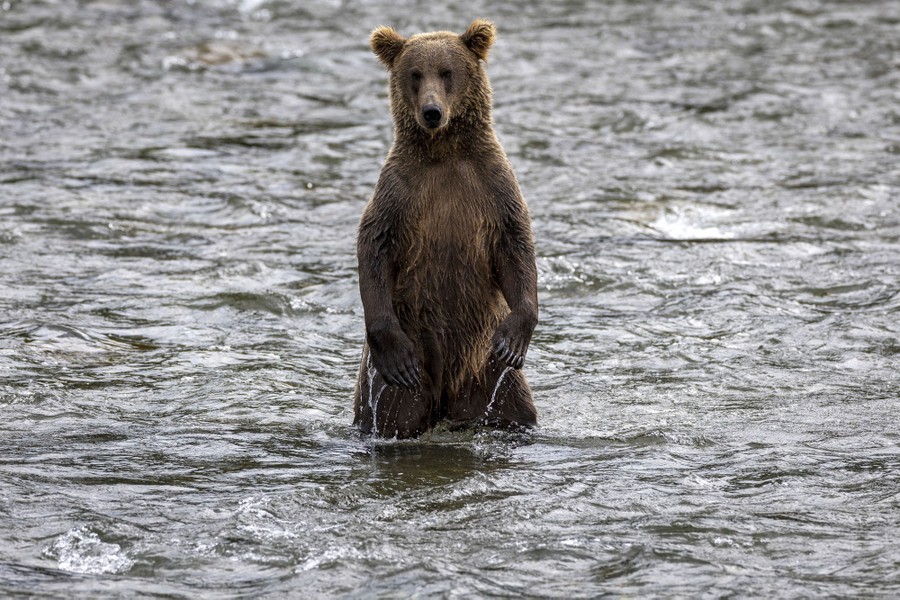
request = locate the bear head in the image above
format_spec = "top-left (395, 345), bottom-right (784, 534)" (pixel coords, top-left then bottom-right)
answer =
top-left (370, 19), bottom-right (496, 134)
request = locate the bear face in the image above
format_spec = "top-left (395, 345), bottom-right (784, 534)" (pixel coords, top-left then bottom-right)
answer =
top-left (370, 20), bottom-right (496, 134)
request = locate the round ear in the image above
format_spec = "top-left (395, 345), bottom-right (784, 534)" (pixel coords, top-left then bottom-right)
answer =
top-left (370, 26), bottom-right (407, 68)
top-left (461, 19), bottom-right (495, 62)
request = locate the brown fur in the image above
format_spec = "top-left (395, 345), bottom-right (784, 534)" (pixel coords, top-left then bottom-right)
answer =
top-left (354, 20), bottom-right (538, 438)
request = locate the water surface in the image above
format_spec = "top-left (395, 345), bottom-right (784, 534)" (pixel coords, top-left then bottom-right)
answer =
top-left (1, 0), bottom-right (899, 597)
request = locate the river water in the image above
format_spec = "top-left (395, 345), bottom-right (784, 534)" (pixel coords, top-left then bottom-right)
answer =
top-left (1, 0), bottom-right (898, 597)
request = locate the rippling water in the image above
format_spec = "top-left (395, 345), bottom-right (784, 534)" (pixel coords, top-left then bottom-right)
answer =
top-left (1, 0), bottom-right (898, 597)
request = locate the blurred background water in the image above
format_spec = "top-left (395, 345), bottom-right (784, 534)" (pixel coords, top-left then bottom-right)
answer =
top-left (1, 0), bottom-right (898, 597)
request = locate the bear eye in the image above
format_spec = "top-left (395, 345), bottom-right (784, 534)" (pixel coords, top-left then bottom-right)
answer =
top-left (440, 69), bottom-right (452, 82)
top-left (410, 70), bottom-right (422, 91)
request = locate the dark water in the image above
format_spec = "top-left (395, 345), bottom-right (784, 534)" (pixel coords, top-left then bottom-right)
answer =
top-left (2, 0), bottom-right (899, 597)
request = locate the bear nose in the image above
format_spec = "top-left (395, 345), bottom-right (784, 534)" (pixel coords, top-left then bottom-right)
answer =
top-left (422, 104), bottom-right (443, 128)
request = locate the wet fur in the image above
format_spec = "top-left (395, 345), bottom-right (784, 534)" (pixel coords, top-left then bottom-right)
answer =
top-left (355, 20), bottom-right (538, 438)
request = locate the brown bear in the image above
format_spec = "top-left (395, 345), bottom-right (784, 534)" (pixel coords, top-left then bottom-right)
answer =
top-left (353, 19), bottom-right (538, 438)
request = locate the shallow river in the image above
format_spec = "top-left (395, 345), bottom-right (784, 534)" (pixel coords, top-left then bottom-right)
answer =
top-left (1, 0), bottom-right (899, 597)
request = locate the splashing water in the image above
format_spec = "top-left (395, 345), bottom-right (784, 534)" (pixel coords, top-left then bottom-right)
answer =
top-left (44, 527), bottom-right (134, 575)
top-left (371, 384), bottom-right (387, 430)
top-left (485, 365), bottom-right (514, 420)
top-left (366, 354), bottom-right (379, 432)
top-left (365, 353), bottom-right (391, 433)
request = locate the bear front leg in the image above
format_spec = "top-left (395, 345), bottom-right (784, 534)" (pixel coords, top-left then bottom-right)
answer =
top-left (489, 178), bottom-right (538, 370)
top-left (491, 237), bottom-right (538, 369)
top-left (357, 198), bottom-right (421, 389)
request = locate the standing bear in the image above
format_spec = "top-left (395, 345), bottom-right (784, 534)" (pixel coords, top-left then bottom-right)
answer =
top-left (354, 19), bottom-right (538, 438)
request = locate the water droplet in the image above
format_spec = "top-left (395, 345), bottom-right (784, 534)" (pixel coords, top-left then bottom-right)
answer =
top-left (485, 365), bottom-right (513, 419)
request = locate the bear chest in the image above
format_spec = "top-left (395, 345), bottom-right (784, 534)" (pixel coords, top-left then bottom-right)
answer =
top-left (405, 174), bottom-right (496, 269)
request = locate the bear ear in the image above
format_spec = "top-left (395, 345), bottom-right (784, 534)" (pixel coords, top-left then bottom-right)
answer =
top-left (370, 26), bottom-right (407, 68)
top-left (461, 19), bottom-right (496, 62)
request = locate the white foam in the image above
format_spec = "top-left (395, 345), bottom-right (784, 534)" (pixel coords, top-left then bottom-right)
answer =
top-left (650, 208), bottom-right (734, 241)
top-left (297, 546), bottom-right (365, 572)
top-left (45, 526), bottom-right (134, 575)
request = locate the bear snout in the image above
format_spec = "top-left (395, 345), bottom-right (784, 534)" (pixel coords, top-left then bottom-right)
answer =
top-left (422, 104), bottom-right (443, 129)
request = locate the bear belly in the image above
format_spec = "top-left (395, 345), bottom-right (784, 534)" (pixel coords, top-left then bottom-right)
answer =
top-left (394, 219), bottom-right (506, 393)
top-left (396, 235), bottom-right (503, 333)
